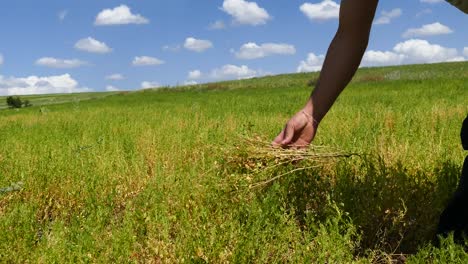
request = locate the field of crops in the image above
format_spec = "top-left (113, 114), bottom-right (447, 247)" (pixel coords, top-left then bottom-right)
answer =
top-left (0, 62), bottom-right (467, 262)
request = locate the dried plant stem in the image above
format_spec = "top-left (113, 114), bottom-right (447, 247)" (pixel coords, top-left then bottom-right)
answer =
top-left (249, 165), bottom-right (321, 189)
top-left (223, 135), bottom-right (358, 192)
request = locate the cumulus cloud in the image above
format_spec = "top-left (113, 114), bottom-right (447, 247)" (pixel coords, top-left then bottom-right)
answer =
top-left (105, 85), bottom-right (120, 91)
top-left (464, 47), bottom-right (468, 57)
top-left (95, 5), bottom-right (149, 26)
top-left (420, 0), bottom-right (443, 3)
top-left (361, 39), bottom-right (465, 66)
top-left (132, 56), bottom-right (165, 66)
top-left (392, 39), bottom-right (464, 63)
top-left (221, 0), bottom-right (271, 26)
top-left (188, 70), bottom-right (202, 80)
top-left (141, 81), bottom-right (161, 89)
top-left (362, 51), bottom-right (405, 66)
top-left (297, 53), bottom-right (325, 72)
top-left (36, 57), bottom-right (87, 68)
top-left (105, 74), bottom-right (124, 80)
top-left (374, 8), bottom-right (402, 25)
top-left (211, 64), bottom-right (257, 80)
top-left (209, 20), bottom-right (226, 30)
top-left (300, 1), bottom-right (340, 21)
top-left (0, 74), bottom-right (91, 96)
top-left (235, 42), bottom-right (296, 60)
top-left (402, 22), bottom-right (453, 38)
top-left (184, 37), bottom-right (213, 52)
top-left (75, 37), bottom-right (112, 54)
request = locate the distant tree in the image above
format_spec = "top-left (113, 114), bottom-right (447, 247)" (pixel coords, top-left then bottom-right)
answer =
top-left (5, 96), bottom-right (32, 108)
top-left (6, 96), bottom-right (22, 109)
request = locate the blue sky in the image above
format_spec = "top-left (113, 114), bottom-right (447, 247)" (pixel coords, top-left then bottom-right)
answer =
top-left (0, 0), bottom-right (466, 95)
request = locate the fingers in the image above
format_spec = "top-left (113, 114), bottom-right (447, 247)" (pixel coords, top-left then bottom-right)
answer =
top-left (281, 123), bottom-right (295, 146)
top-left (272, 129), bottom-right (285, 146)
top-left (272, 123), bottom-right (295, 147)
top-left (272, 112), bottom-right (311, 148)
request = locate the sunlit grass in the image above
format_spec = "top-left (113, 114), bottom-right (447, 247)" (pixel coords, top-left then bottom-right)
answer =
top-left (0, 61), bottom-right (467, 262)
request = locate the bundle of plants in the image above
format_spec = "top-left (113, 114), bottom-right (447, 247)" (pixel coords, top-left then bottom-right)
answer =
top-left (220, 135), bottom-right (357, 191)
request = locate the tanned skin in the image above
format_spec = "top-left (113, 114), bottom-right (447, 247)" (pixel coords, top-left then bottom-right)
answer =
top-left (273, 0), bottom-right (379, 147)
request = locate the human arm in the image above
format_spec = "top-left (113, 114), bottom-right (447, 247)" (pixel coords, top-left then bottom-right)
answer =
top-left (273, 0), bottom-right (379, 147)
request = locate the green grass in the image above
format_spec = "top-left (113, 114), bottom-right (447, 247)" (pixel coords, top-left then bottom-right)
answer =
top-left (0, 61), bottom-right (467, 262)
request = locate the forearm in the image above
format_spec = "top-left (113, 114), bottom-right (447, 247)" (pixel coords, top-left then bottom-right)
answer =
top-left (304, 30), bottom-right (369, 122)
top-left (304, 0), bottom-right (378, 123)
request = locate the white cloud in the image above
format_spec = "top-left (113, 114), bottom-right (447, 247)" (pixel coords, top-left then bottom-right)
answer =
top-left (0, 74), bottom-right (91, 96)
top-left (105, 85), bottom-right (120, 91)
top-left (211, 64), bottom-right (257, 80)
top-left (420, 0), bottom-right (443, 3)
top-left (184, 80), bottom-right (198, 85)
top-left (75, 37), bottom-right (112, 54)
top-left (58, 10), bottom-right (68, 21)
top-left (402, 22), bottom-right (453, 38)
top-left (221, 0), bottom-right (271, 26)
top-left (132, 56), bottom-right (165, 66)
top-left (374, 8), bottom-right (402, 25)
top-left (184, 37), bottom-right (213, 52)
top-left (393, 39), bottom-right (463, 63)
top-left (188, 70), bottom-right (202, 80)
top-left (361, 39), bottom-right (465, 66)
top-left (105, 74), bottom-right (124, 80)
top-left (235, 42), bottom-right (296, 60)
top-left (300, 1), bottom-right (340, 21)
top-left (95, 5), bottom-right (149, 26)
top-left (209, 20), bottom-right (226, 30)
top-left (297, 53), bottom-right (325, 72)
top-left (141, 81), bottom-right (161, 89)
top-left (464, 47), bottom-right (468, 57)
top-left (0, 54), bottom-right (3, 65)
top-left (35, 57), bottom-right (87, 68)
top-left (362, 51), bottom-right (405, 66)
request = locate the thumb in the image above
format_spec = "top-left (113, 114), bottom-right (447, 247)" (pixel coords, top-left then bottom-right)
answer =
top-left (281, 123), bottom-right (295, 146)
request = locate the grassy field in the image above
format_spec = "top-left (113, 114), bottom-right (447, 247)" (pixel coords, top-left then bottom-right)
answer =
top-left (0, 92), bottom-right (119, 110)
top-left (0, 62), bottom-right (467, 262)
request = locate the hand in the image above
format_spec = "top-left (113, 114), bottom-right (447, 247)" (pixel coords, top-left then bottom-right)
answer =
top-left (272, 110), bottom-right (318, 148)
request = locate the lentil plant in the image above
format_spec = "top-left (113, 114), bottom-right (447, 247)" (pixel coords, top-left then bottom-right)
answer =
top-left (0, 62), bottom-right (467, 262)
